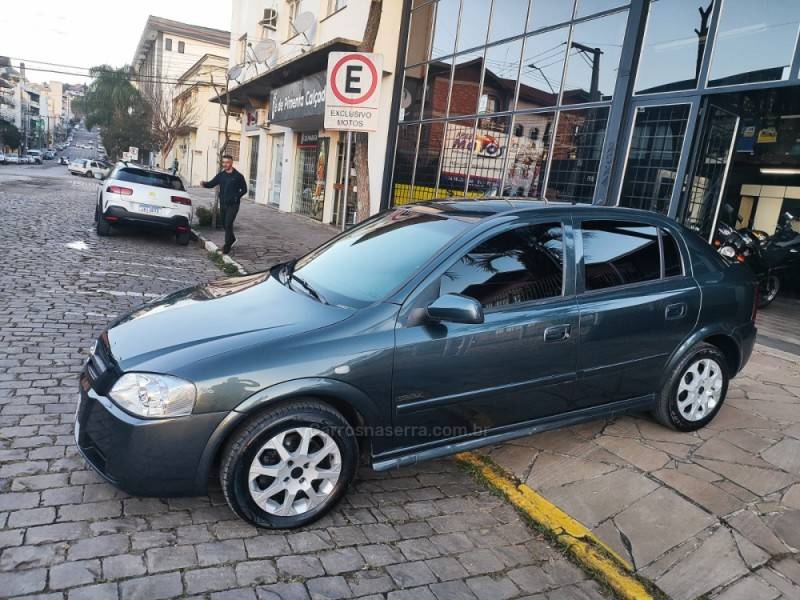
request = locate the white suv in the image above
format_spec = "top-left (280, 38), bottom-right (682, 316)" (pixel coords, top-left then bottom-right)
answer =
top-left (95, 164), bottom-right (193, 245)
top-left (69, 159), bottom-right (110, 178)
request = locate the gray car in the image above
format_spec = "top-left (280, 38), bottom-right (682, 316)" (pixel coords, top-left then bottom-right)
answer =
top-left (75, 201), bottom-right (757, 528)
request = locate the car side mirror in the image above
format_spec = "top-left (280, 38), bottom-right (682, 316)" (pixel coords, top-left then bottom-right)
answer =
top-left (94, 172), bottom-right (105, 180)
top-left (426, 294), bottom-right (484, 324)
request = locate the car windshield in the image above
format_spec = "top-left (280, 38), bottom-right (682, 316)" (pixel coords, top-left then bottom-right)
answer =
top-left (291, 210), bottom-right (469, 308)
top-left (112, 167), bottom-right (185, 190)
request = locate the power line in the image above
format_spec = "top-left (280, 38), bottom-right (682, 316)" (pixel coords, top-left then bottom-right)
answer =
top-left (16, 65), bottom-right (226, 88)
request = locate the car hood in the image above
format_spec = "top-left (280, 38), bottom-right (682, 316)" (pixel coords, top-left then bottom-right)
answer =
top-left (106, 271), bottom-right (354, 372)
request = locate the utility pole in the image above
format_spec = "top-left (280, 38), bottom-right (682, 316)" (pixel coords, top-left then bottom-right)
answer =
top-left (694, 3), bottom-right (713, 79)
top-left (570, 41), bottom-right (602, 102)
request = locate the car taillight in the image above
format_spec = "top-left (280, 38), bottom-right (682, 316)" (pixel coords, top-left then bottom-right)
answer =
top-left (736, 254), bottom-right (746, 264)
top-left (106, 185), bottom-right (133, 196)
top-left (171, 196), bottom-right (192, 206)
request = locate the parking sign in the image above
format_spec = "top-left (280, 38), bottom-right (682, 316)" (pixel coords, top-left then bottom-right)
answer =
top-left (324, 52), bottom-right (383, 132)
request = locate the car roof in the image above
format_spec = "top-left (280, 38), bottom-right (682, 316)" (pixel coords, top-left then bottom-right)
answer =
top-left (401, 198), bottom-right (678, 225)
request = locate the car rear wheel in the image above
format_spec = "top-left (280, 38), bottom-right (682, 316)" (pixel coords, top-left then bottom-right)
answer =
top-left (220, 400), bottom-right (358, 529)
top-left (96, 215), bottom-right (112, 236)
top-left (654, 343), bottom-right (729, 431)
top-left (176, 230), bottom-right (191, 246)
top-left (85, 171), bottom-right (93, 178)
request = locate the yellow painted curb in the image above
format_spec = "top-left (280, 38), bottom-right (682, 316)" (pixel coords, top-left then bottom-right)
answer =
top-left (456, 451), bottom-right (655, 600)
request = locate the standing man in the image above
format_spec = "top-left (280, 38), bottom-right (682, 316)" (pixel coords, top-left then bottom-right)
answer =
top-left (201, 154), bottom-right (247, 254)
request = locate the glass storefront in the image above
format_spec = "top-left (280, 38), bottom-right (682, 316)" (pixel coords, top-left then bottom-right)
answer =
top-left (392, 0), bottom-right (630, 205)
top-left (293, 132), bottom-right (329, 221)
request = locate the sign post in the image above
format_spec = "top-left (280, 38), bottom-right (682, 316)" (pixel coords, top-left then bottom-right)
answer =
top-left (128, 146), bottom-right (139, 162)
top-left (324, 52), bottom-right (382, 230)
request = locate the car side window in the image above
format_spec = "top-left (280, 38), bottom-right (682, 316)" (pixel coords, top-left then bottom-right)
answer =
top-left (662, 229), bottom-right (684, 277)
top-left (439, 223), bottom-right (564, 309)
top-left (582, 221), bottom-right (660, 291)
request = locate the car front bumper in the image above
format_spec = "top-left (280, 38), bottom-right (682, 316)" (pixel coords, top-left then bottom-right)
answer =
top-left (74, 373), bottom-right (227, 496)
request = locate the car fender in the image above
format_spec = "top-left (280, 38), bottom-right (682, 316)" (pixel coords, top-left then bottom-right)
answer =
top-left (193, 377), bottom-right (383, 491)
top-left (663, 323), bottom-right (741, 383)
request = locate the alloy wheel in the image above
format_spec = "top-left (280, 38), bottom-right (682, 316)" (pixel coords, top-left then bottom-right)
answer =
top-left (247, 427), bottom-right (342, 516)
top-left (676, 358), bottom-right (723, 421)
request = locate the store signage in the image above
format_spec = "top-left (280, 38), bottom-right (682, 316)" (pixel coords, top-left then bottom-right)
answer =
top-left (324, 52), bottom-right (383, 132)
top-left (128, 146), bottom-right (139, 161)
top-left (298, 131), bottom-right (319, 148)
top-left (269, 72), bottom-right (327, 125)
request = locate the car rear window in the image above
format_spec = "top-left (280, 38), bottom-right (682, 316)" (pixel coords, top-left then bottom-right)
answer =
top-left (113, 167), bottom-right (185, 191)
top-left (582, 221), bottom-right (661, 291)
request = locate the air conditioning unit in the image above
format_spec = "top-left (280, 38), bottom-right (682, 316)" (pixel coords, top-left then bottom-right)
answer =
top-left (259, 8), bottom-right (278, 30)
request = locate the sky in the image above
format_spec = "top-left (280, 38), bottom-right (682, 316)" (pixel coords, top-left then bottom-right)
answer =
top-left (0, 0), bottom-right (232, 84)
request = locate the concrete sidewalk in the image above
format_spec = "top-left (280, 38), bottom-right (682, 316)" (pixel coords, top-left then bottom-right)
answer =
top-left (190, 186), bottom-right (338, 272)
top-left (484, 345), bottom-right (800, 600)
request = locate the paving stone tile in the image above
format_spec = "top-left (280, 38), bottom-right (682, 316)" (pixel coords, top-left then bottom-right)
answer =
top-left (346, 570), bottom-right (394, 596)
top-left (525, 453), bottom-right (616, 490)
top-left (715, 574), bottom-right (781, 600)
top-left (305, 575), bottom-right (351, 600)
top-left (695, 458), bottom-right (797, 496)
top-left (727, 509), bottom-right (789, 555)
top-left (655, 528), bottom-right (748, 600)
top-left (68, 582), bottom-right (120, 600)
top-left (119, 572), bottom-right (183, 600)
top-left (386, 560), bottom-right (438, 587)
top-left (50, 559), bottom-right (102, 590)
top-left (429, 580), bottom-right (477, 600)
top-left (186, 566), bottom-right (237, 594)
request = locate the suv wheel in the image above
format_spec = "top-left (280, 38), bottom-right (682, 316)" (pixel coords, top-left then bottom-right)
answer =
top-left (96, 215), bottom-right (112, 236)
top-left (220, 400), bottom-right (358, 529)
top-left (654, 343), bottom-right (729, 431)
top-left (176, 230), bottom-right (191, 246)
top-left (85, 171), bottom-right (93, 178)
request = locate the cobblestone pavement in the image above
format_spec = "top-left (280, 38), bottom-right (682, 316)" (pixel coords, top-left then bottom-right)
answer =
top-left (189, 187), bottom-right (338, 274)
top-left (0, 169), bottom-right (609, 600)
top-left (486, 347), bottom-right (800, 600)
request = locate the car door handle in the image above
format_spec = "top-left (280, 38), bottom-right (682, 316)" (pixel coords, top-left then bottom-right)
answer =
top-left (665, 302), bottom-right (687, 320)
top-left (544, 324), bottom-right (571, 342)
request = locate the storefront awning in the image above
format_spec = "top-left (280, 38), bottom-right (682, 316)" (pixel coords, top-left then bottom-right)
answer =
top-left (212, 38), bottom-right (360, 109)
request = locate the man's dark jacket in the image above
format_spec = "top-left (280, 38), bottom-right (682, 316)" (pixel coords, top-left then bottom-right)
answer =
top-left (203, 169), bottom-right (247, 204)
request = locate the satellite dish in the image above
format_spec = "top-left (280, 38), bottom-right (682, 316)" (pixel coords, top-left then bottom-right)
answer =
top-left (401, 88), bottom-right (413, 109)
top-left (228, 64), bottom-right (243, 81)
top-left (293, 11), bottom-right (316, 35)
top-left (0, 78), bottom-right (13, 89)
top-left (252, 39), bottom-right (277, 63)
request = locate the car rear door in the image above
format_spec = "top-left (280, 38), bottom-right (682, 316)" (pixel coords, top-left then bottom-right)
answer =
top-left (390, 217), bottom-right (578, 451)
top-left (574, 219), bottom-right (700, 408)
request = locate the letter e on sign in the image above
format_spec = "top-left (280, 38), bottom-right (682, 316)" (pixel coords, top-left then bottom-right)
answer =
top-left (324, 52), bottom-right (383, 132)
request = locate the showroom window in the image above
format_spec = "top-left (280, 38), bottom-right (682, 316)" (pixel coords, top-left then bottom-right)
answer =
top-left (440, 223), bottom-right (565, 308)
top-left (391, 0), bottom-right (630, 206)
top-left (582, 221), bottom-right (661, 290)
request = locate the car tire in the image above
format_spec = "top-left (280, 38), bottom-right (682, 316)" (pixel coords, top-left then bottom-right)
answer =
top-left (219, 400), bottom-right (358, 529)
top-left (86, 171), bottom-right (93, 178)
top-left (176, 230), bottom-right (191, 246)
top-left (96, 215), bottom-right (112, 236)
top-left (654, 343), bottom-right (729, 432)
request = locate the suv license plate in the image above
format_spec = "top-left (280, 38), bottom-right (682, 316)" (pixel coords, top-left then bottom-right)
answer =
top-left (139, 204), bottom-right (161, 214)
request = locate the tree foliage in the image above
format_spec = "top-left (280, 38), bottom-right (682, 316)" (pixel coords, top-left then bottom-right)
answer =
top-left (0, 121), bottom-right (21, 150)
top-left (141, 83), bottom-right (198, 162)
top-left (77, 65), bottom-right (152, 159)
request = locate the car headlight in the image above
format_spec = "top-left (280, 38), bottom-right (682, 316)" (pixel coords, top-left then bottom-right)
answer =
top-left (719, 246), bottom-right (737, 259)
top-left (110, 373), bottom-right (196, 418)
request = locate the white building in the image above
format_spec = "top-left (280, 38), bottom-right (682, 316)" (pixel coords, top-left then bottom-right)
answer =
top-left (131, 16), bottom-right (232, 165)
top-left (168, 53), bottom-right (243, 186)
top-left (222, 0), bottom-right (403, 225)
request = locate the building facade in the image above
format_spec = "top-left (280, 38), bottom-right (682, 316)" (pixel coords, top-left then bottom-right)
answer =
top-left (387, 0), bottom-right (800, 243)
top-left (223, 0), bottom-right (403, 226)
top-left (169, 53), bottom-right (243, 186)
top-left (131, 16), bottom-right (233, 166)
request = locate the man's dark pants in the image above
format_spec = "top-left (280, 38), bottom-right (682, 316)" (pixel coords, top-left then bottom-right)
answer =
top-left (220, 200), bottom-right (240, 248)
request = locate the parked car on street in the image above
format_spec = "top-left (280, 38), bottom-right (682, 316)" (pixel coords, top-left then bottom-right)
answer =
top-left (26, 150), bottom-right (43, 164)
top-left (93, 164), bottom-right (192, 245)
top-left (5, 153), bottom-right (20, 164)
top-left (75, 202), bottom-right (758, 528)
top-left (0, 150), bottom-right (5, 164)
top-left (69, 159), bottom-right (110, 178)
top-left (58, 156), bottom-right (69, 165)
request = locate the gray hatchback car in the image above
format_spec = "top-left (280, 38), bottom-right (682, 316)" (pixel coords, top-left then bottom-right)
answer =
top-left (76, 201), bottom-right (757, 528)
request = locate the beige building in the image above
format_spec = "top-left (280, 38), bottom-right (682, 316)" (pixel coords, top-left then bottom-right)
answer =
top-left (222, 0), bottom-right (403, 225)
top-left (168, 54), bottom-right (243, 186)
top-left (131, 16), bottom-right (232, 166)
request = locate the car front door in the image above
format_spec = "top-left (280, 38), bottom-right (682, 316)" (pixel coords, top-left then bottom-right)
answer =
top-left (390, 218), bottom-right (579, 452)
top-left (574, 219), bottom-right (700, 408)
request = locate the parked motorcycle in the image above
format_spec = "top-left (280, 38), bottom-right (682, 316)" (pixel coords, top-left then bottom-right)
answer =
top-left (717, 212), bottom-right (800, 308)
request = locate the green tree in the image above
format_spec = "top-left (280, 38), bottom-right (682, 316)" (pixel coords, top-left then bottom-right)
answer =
top-left (0, 121), bottom-right (21, 150)
top-left (78, 65), bottom-right (152, 159)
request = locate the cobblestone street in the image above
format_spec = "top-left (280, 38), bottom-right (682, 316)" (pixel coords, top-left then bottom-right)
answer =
top-left (0, 167), bottom-right (608, 600)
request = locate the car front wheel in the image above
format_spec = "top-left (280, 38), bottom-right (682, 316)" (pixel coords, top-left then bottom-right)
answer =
top-left (220, 400), bottom-right (358, 529)
top-left (654, 343), bottom-right (729, 431)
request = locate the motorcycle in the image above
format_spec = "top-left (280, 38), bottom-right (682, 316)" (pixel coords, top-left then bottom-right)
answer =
top-left (752, 212), bottom-right (800, 307)
top-left (717, 212), bottom-right (800, 308)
